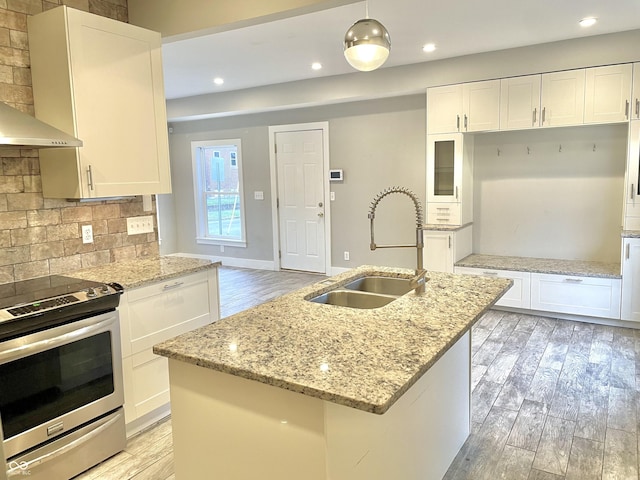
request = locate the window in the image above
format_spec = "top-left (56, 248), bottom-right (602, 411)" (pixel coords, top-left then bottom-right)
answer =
top-left (192, 139), bottom-right (246, 246)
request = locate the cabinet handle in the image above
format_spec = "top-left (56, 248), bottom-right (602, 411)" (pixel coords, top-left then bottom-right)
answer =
top-left (564, 278), bottom-right (583, 283)
top-left (541, 107), bottom-right (546, 125)
top-left (636, 99), bottom-right (639, 118)
top-left (464, 114), bottom-right (468, 130)
top-left (532, 108), bottom-right (537, 126)
top-left (625, 100), bottom-right (630, 119)
top-left (632, 184), bottom-right (635, 201)
top-left (455, 186), bottom-right (459, 200)
top-left (87, 165), bottom-right (94, 191)
top-left (456, 115), bottom-right (460, 131)
top-left (448, 235), bottom-right (452, 249)
top-left (163, 281), bottom-right (184, 290)
top-left (627, 243), bottom-right (631, 260)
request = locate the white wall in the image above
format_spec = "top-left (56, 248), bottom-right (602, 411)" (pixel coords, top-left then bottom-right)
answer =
top-left (159, 95), bottom-right (426, 270)
top-left (472, 124), bottom-right (627, 263)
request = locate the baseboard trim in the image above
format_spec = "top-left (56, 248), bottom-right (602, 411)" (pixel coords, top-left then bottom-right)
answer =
top-left (168, 252), bottom-right (276, 271)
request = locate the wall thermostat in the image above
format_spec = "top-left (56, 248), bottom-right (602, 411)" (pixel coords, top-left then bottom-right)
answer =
top-left (329, 169), bottom-right (343, 182)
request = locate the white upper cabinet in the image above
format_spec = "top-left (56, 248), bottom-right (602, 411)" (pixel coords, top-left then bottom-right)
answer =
top-left (500, 75), bottom-right (542, 130)
top-left (427, 80), bottom-right (500, 134)
top-left (28, 6), bottom-right (172, 199)
top-left (426, 84), bottom-right (464, 134)
top-left (584, 64), bottom-right (632, 124)
top-left (632, 63), bottom-right (640, 120)
top-left (540, 69), bottom-right (586, 127)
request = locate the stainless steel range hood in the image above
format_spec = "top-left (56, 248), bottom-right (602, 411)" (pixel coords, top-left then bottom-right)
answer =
top-left (0, 102), bottom-right (82, 148)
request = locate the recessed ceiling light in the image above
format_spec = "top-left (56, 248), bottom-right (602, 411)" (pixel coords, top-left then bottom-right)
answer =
top-left (311, 62), bottom-right (322, 71)
top-left (422, 43), bottom-right (436, 53)
top-left (213, 77), bottom-right (224, 85)
top-left (579, 17), bottom-right (597, 27)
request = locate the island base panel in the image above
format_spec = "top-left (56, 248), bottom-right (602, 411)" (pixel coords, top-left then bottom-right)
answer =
top-left (168, 332), bottom-right (470, 480)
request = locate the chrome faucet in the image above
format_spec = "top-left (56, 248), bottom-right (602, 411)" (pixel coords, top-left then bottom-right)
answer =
top-left (368, 186), bottom-right (426, 293)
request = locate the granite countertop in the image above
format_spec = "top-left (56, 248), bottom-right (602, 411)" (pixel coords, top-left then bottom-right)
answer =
top-left (69, 256), bottom-right (221, 289)
top-left (422, 222), bottom-right (472, 232)
top-left (153, 265), bottom-right (511, 415)
top-left (456, 254), bottom-right (621, 279)
top-left (623, 230), bottom-right (640, 238)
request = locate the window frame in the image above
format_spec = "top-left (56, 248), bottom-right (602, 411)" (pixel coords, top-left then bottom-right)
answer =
top-left (191, 139), bottom-right (247, 247)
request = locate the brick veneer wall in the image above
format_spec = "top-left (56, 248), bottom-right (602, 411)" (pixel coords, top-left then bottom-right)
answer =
top-left (0, 0), bottom-right (161, 283)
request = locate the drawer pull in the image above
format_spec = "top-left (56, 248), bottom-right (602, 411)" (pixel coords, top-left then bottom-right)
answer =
top-left (563, 278), bottom-right (583, 283)
top-left (163, 281), bottom-right (184, 290)
top-left (482, 271), bottom-right (498, 276)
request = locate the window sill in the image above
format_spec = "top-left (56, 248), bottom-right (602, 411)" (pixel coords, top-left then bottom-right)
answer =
top-left (196, 237), bottom-right (247, 248)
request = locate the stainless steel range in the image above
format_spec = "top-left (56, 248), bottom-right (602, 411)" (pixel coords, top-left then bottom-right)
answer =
top-left (0, 275), bottom-right (125, 479)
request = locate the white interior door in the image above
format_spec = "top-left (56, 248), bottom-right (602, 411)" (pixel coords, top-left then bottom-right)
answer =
top-left (276, 129), bottom-right (326, 273)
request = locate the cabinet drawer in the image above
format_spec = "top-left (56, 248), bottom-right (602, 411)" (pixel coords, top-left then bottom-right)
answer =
top-left (127, 271), bottom-right (212, 353)
top-left (454, 267), bottom-right (531, 309)
top-left (427, 203), bottom-right (461, 225)
top-left (130, 349), bottom-right (169, 419)
top-left (530, 273), bottom-right (621, 319)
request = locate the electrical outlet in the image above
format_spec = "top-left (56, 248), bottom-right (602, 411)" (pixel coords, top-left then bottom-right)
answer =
top-left (344, 251), bottom-right (350, 261)
top-left (82, 225), bottom-right (93, 244)
top-left (126, 215), bottom-right (154, 235)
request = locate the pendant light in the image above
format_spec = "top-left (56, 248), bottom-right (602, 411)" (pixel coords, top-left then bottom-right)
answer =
top-left (343, 1), bottom-right (391, 72)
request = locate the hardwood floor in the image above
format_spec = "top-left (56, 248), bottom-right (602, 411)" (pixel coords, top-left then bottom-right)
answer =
top-left (77, 267), bottom-right (640, 479)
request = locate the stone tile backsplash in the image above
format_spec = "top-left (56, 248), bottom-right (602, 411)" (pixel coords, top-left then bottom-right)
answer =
top-left (0, 0), bottom-right (160, 283)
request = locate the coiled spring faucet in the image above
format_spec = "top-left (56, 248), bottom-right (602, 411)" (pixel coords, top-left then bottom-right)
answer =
top-left (368, 186), bottom-right (426, 293)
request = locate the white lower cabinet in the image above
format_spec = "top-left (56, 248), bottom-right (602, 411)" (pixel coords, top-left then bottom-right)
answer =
top-left (119, 268), bottom-right (220, 435)
top-left (454, 267), bottom-right (531, 309)
top-left (424, 226), bottom-right (472, 273)
top-left (530, 273), bottom-right (621, 319)
top-left (621, 238), bottom-right (640, 321)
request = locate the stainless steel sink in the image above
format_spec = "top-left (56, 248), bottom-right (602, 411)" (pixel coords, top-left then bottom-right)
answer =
top-left (344, 276), bottom-right (413, 296)
top-left (308, 290), bottom-right (397, 309)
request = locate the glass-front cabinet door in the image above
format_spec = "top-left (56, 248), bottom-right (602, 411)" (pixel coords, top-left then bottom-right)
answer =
top-left (427, 133), bottom-right (463, 204)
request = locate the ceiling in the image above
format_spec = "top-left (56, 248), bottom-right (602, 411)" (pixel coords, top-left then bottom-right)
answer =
top-left (161, 0), bottom-right (640, 100)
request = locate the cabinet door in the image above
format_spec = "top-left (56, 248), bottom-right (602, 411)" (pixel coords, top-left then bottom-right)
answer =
top-left (633, 63), bottom-right (640, 120)
top-left (29, 6), bottom-right (171, 199)
top-left (541, 69), bottom-right (586, 127)
top-left (621, 238), bottom-right (640, 321)
top-left (424, 232), bottom-right (454, 272)
top-left (626, 122), bottom-right (640, 230)
top-left (500, 75), bottom-right (542, 130)
top-left (427, 84), bottom-right (463, 134)
top-left (463, 80), bottom-right (500, 132)
top-left (427, 133), bottom-right (463, 203)
top-left (584, 64), bottom-right (632, 124)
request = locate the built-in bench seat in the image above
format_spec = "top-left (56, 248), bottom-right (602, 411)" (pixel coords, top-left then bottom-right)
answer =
top-left (454, 254), bottom-right (622, 320)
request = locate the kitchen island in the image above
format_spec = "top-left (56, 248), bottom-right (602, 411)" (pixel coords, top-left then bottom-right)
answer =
top-left (154, 265), bottom-right (511, 480)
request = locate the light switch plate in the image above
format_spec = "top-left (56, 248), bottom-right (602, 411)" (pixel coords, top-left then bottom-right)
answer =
top-left (127, 215), bottom-right (154, 235)
top-left (254, 191), bottom-right (264, 200)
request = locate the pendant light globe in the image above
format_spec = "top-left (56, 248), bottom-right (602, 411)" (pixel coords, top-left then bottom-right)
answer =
top-left (343, 18), bottom-right (391, 72)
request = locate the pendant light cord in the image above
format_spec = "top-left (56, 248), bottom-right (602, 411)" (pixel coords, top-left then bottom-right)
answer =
top-left (365, 0), bottom-right (369, 19)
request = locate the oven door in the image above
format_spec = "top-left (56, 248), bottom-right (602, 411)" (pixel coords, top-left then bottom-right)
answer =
top-left (0, 310), bottom-right (123, 459)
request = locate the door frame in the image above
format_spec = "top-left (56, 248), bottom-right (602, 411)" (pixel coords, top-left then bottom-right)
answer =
top-left (268, 122), bottom-right (331, 274)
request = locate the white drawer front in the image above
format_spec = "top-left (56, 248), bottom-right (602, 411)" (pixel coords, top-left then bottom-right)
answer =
top-left (530, 273), bottom-right (621, 319)
top-left (427, 203), bottom-right (461, 225)
top-left (454, 267), bottom-right (531, 309)
top-left (128, 273), bottom-right (212, 353)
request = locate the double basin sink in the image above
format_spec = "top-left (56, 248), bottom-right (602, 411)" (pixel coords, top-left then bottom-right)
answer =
top-left (308, 276), bottom-right (417, 309)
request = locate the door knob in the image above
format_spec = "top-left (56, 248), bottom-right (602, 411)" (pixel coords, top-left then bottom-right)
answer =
top-left (318, 212), bottom-right (324, 218)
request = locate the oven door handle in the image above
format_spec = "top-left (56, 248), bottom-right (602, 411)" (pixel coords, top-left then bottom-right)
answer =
top-left (0, 315), bottom-right (116, 365)
top-left (6, 411), bottom-right (122, 478)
